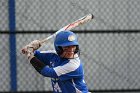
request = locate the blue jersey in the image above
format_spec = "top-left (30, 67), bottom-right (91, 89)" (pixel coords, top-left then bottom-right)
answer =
top-left (34, 50), bottom-right (88, 93)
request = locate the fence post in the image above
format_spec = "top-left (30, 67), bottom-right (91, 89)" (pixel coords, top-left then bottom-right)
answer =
top-left (8, 0), bottom-right (17, 91)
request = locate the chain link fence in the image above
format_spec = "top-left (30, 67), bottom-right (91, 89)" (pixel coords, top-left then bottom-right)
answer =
top-left (15, 0), bottom-right (140, 31)
top-left (0, 0), bottom-right (9, 31)
top-left (0, 34), bottom-right (10, 91)
top-left (0, 0), bottom-right (140, 92)
top-left (1, 32), bottom-right (140, 92)
top-left (1, 0), bottom-right (140, 31)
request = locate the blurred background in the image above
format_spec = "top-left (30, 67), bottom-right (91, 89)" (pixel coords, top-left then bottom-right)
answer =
top-left (0, 0), bottom-right (140, 93)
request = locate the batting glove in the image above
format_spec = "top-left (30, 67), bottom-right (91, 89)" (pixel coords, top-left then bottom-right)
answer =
top-left (29, 40), bottom-right (41, 50)
top-left (21, 40), bottom-right (41, 54)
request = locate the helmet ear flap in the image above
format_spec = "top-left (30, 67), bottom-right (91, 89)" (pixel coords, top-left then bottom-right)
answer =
top-left (74, 46), bottom-right (79, 54)
top-left (57, 46), bottom-right (63, 55)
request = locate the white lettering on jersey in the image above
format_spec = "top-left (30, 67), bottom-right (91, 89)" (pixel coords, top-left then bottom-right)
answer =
top-left (54, 82), bottom-right (62, 92)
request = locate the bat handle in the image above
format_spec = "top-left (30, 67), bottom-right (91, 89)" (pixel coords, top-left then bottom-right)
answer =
top-left (40, 28), bottom-right (65, 44)
top-left (40, 34), bottom-right (55, 44)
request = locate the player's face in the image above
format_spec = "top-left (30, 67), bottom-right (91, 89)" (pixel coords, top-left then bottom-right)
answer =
top-left (60, 45), bottom-right (76, 58)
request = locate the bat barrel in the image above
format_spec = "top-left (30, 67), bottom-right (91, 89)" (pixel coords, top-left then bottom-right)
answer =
top-left (91, 14), bottom-right (94, 19)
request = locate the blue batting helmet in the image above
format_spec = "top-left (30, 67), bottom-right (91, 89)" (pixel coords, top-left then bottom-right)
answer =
top-left (54, 30), bottom-right (79, 55)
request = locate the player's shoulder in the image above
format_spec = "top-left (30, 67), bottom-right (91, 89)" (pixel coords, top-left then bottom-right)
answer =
top-left (34, 50), bottom-right (60, 62)
top-left (34, 50), bottom-right (59, 58)
top-left (54, 57), bottom-right (83, 77)
top-left (40, 50), bottom-right (57, 54)
top-left (35, 50), bottom-right (57, 54)
top-left (61, 57), bottom-right (82, 72)
top-left (69, 57), bottom-right (80, 62)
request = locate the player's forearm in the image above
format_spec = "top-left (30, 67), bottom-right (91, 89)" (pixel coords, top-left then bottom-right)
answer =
top-left (30, 57), bottom-right (46, 72)
top-left (30, 57), bottom-right (58, 78)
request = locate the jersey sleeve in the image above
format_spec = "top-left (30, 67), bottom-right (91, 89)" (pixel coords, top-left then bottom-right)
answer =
top-left (34, 50), bottom-right (56, 66)
top-left (53, 58), bottom-right (84, 81)
top-left (30, 56), bottom-right (58, 78)
top-left (40, 66), bottom-right (58, 78)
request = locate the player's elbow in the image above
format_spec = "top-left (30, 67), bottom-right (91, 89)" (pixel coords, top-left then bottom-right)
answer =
top-left (40, 67), bottom-right (58, 78)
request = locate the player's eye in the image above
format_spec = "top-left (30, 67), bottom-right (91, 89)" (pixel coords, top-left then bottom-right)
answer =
top-left (62, 46), bottom-right (76, 51)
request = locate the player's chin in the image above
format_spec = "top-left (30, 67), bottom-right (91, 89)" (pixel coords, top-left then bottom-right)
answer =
top-left (62, 52), bottom-right (75, 59)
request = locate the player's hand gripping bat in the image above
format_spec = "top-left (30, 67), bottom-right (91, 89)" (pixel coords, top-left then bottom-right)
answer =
top-left (22, 14), bottom-right (94, 54)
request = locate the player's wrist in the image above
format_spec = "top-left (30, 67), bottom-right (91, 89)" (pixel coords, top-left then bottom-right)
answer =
top-left (28, 55), bottom-right (35, 61)
top-left (26, 51), bottom-right (34, 61)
